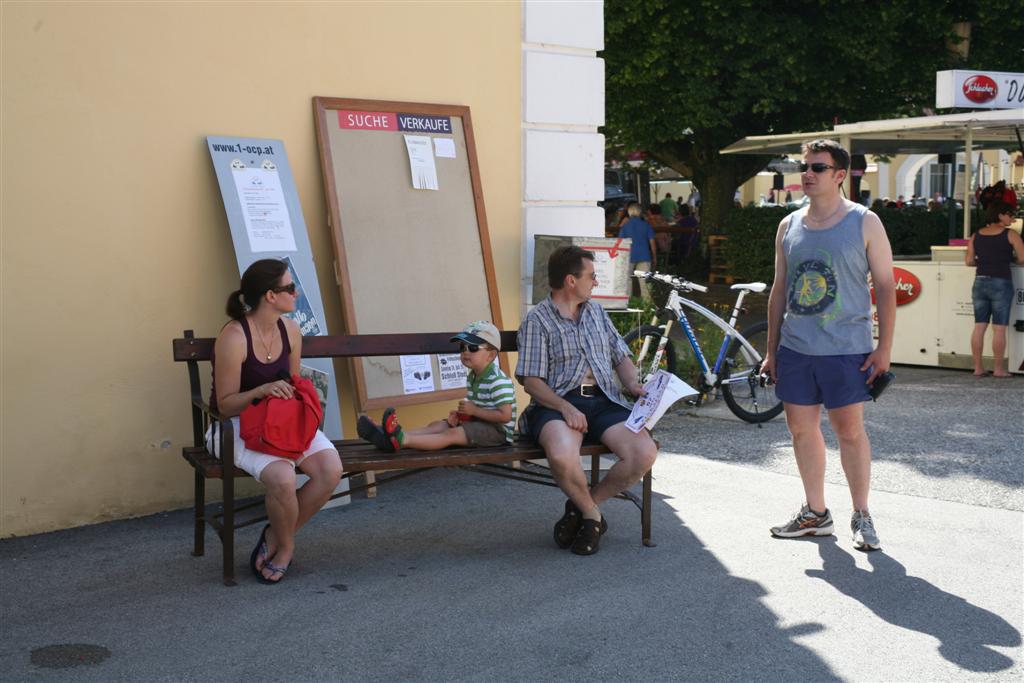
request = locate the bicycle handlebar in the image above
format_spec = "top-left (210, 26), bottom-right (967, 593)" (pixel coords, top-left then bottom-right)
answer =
top-left (632, 270), bottom-right (709, 293)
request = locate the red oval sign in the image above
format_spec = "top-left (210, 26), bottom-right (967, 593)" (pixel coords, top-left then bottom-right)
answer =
top-left (963, 75), bottom-right (998, 104)
top-left (871, 267), bottom-right (921, 306)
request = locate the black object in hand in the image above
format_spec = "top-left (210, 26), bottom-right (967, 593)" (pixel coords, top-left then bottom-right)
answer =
top-left (868, 371), bottom-right (895, 401)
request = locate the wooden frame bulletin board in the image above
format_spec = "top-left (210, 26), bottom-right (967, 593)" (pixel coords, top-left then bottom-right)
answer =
top-left (313, 97), bottom-right (506, 411)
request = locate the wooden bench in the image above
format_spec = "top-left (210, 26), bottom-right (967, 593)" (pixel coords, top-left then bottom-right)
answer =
top-left (173, 330), bottom-right (655, 585)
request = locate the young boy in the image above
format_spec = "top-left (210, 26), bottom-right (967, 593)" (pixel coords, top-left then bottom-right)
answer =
top-left (357, 321), bottom-right (517, 452)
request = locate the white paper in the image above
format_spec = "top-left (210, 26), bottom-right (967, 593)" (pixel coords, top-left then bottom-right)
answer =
top-left (232, 166), bottom-right (297, 252)
top-left (437, 353), bottom-right (468, 390)
top-left (625, 370), bottom-right (698, 433)
top-left (591, 250), bottom-right (618, 299)
top-left (400, 354), bottom-right (434, 394)
top-left (433, 137), bottom-right (456, 158)
top-left (404, 135), bottom-right (439, 190)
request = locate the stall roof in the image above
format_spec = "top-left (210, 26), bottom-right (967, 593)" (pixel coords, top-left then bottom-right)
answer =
top-left (721, 108), bottom-right (1024, 156)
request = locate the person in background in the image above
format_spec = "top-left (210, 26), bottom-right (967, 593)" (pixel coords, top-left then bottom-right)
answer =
top-left (617, 202), bottom-right (657, 301)
top-left (674, 204), bottom-right (700, 259)
top-left (210, 259), bottom-right (343, 584)
top-left (965, 201), bottom-right (1024, 377)
top-left (659, 192), bottom-right (679, 222)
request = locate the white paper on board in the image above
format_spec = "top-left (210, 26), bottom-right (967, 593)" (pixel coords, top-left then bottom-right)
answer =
top-left (400, 354), bottom-right (434, 394)
top-left (437, 353), bottom-right (468, 390)
top-left (403, 135), bottom-right (439, 190)
top-left (232, 166), bottom-right (297, 252)
top-left (433, 137), bottom-right (456, 159)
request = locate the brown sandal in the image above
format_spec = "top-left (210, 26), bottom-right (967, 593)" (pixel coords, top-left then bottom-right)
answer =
top-left (554, 500), bottom-right (582, 549)
top-left (571, 517), bottom-right (608, 555)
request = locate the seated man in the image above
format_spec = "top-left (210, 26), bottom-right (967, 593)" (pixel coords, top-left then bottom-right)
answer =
top-left (517, 246), bottom-right (658, 556)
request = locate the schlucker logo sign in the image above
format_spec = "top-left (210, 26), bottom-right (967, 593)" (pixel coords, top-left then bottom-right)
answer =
top-left (871, 267), bottom-right (922, 307)
top-left (936, 70), bottom-right (1024, 109)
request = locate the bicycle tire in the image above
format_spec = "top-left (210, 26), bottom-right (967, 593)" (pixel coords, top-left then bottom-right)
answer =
top-left (623, 325), bottom-right (677, 381)
top-left (721, 320), bottom-right (783, 423)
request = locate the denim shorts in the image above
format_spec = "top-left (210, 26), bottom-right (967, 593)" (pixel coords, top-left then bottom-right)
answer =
top-left (524, 390), bottom-right (631, 445)
top-left (972, 276), bottom-right (1014, 326)
top-left (774, 346), bottom-right (871, 409)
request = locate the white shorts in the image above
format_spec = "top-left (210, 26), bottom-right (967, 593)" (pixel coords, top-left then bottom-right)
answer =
top-left (205, 416), bottom-right (337, 483)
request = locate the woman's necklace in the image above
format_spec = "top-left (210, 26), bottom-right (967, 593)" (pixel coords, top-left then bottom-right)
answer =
top-left (252, 320), bottom-right (276, 361)
top-left (806, 201), bottom-right (844, 227)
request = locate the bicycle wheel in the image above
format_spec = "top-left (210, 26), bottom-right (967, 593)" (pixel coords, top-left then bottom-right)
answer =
top-left (721, 320), bottom-right (783, 423)
top-left (623, 325), bottom-right (677, 381)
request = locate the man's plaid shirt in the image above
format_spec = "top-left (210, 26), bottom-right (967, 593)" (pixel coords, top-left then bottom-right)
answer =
top-left (515, 295), bottom-right (632, 409)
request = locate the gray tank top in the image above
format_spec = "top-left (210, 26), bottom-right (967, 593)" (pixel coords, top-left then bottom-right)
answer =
top-left (780, 202), bottom-right (874, 355)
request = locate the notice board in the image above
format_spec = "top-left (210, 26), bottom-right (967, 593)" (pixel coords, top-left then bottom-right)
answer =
top-left (313, 98), bottom-right (505, 410)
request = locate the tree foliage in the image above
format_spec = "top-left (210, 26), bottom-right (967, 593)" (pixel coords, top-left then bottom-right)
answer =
top-left (604, 0), bottom-right (1024, 232)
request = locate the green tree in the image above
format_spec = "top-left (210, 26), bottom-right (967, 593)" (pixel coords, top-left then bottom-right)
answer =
top-left (604, 0), bottom-right (1024, 234)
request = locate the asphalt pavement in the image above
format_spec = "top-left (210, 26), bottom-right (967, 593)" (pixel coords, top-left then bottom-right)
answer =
top-left (1, 366), bottom-right (1021, 681)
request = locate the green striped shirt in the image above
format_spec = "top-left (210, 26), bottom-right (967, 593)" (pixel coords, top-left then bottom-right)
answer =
top-left (466, 362), bottom-right (517, 443)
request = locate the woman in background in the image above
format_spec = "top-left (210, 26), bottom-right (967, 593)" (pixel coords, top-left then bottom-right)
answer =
top-left (965, 202), bottom-right (1024, 377)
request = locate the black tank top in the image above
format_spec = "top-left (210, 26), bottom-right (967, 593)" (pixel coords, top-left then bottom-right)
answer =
top-left (210, 317), bottom-right (291, 413)
top-left (973, 229), bottom-right (1013, 280)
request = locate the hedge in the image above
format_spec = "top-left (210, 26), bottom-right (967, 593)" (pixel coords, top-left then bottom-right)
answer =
top-left (720, 206), bottom-right (983, 284)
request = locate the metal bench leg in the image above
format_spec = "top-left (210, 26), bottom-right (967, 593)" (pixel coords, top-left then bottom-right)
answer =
top-left (642, 469), bottom-right (655, 547)
top-left (590, 454), bottom-right (600, 487)
top-left (222, 475), bottom-right (236, 586)
top-left (192, 471), bottom-right (205, 557)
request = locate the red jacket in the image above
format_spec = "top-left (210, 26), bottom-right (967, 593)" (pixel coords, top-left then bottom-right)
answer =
top-left (240, 375), bottom-right (323, 459)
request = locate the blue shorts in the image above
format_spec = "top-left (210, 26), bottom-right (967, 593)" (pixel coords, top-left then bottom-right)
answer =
top-left (525, 390), bottom-right (631, 445)
top-left (775, 346), bottom-right (871, 409)
top-left (972, 276), bottom-right (1014, 326)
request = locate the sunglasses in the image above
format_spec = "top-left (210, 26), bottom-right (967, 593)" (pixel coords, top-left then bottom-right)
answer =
top-left (271, 282), bottom-right (297, 295)
top-left (459, 342), bottom-right (482, 353)
top-left (800, 162), bottom-right (837, 173)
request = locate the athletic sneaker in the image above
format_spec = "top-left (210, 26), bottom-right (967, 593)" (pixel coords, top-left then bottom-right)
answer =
top-left (770, 505), bottom-right (835, 538)
top-left (851, 510), bottom-right (881, 551)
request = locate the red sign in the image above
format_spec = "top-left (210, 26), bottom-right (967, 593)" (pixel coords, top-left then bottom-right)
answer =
top-left (962, 75), bottom-right (998, 104)
top-left (872, 267), bottom-right (922, 306)
top-left (337, 110), bottom-right (398, 131)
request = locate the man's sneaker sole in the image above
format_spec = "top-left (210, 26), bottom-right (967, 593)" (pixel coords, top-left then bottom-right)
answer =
top-left (854, 538), bottom-right (881, 551)
top-left (770, 523), bottom-right (834, 538)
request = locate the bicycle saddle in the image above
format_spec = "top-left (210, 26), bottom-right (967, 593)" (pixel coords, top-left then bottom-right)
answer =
top-left (730, 282), bottom-right (767, 293)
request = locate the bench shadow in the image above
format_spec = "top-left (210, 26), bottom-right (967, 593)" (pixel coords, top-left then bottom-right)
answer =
top-left (806, 537), bottom-right (1020, 672)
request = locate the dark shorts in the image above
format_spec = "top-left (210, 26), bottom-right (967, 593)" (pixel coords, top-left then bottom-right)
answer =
top-left (972, 276), bottom-right (1014, 326)
top-left (525, 390), bottom-right (631, 445)
top-left (461, 419), bottom-right (509, 447)
top-left (775, 345), bottom-right (871, 409)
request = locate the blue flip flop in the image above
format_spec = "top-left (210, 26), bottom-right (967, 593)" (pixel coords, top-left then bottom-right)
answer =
top-left (249, 524), bottom-right (270, 577)
top-left (257, 560), bottom-right (289, 585)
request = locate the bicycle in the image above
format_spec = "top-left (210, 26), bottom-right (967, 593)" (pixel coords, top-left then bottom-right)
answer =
top-left (624, 270), bottom-right (783, 424)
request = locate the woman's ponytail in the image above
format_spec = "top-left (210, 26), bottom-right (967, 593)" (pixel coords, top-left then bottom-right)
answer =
top-left (225, 259), bottom-right (288, 320)
top-left (225, 288), bottom-right (248, 320)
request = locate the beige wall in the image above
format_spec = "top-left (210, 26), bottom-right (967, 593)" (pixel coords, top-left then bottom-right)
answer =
top-left (1, 1), bottom-right (522, 536)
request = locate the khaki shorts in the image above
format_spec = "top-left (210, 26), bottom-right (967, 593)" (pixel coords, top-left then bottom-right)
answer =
top-left (461, 419), bottom-right (509, 447)
top-left (205, 416), bottom-right (337, 482)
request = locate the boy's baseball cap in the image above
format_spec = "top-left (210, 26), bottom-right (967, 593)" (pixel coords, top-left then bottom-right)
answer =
top-left (450, 320), bottom-right (501, 351)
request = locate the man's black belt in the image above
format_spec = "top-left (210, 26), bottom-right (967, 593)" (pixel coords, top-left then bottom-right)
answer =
top-left (576, 384), bottom-right (600, 397)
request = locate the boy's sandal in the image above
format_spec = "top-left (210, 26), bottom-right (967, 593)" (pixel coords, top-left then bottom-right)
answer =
top-left (257, 561), bottom-right (289, 585)
top-left (571, 517), bottom-right (608, 556)
top-left (356, 415), bottom-right (379, 442)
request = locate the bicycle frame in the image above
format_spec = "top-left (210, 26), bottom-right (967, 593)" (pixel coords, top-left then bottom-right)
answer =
top-left (637, 287), bottom-right (762, 388)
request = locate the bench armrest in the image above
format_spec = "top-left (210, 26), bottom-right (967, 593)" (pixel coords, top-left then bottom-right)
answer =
top-left (190, 399), bottom-right (234, 463)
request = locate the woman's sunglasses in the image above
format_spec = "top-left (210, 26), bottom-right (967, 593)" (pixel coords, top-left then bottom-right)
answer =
top-left (459, 342), bottom-right (482, 353)
top-left (271, 282), bottom-right (297, 295)
top-left (799, 162), bottom-right (837, 174)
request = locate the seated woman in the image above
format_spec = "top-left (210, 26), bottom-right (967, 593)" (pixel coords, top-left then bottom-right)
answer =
top-left (210, 259), bottom-right (342, 584)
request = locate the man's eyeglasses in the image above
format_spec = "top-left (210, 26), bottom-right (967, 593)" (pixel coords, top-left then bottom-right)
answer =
top-left (271, 282), bottom-right (297, 295)
top-left (800, 162), bottom-right (837, 174)
top-left (459, 343), bottom-right (482, 353)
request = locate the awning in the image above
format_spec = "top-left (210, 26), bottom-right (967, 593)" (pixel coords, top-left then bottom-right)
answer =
top-left (721, 108), bottom-right (1024, 237)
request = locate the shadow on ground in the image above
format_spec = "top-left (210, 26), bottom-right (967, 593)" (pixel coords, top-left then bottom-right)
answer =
top-left (0, 471), bottom-right (836, 681)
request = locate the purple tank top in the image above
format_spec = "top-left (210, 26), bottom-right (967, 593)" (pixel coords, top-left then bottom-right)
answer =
top-left (210, 318), bottom-right (292, 413)
top-left (973, 229), bottom-right (1013, 280)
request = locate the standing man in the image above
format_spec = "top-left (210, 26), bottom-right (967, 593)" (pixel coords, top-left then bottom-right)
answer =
top-left (617, 202), bottom-right (657, 301)
top-left (659, 192), bottom-right (679, 221)
top-left (762, 139), bottom-right (895, 551)
top-left (517, 246), bottom-right (658, 556)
